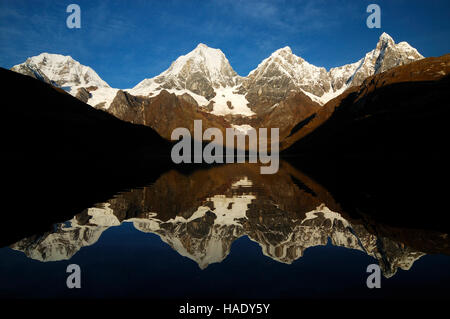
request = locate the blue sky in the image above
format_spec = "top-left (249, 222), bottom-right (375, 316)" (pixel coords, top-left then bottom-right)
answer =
top-left (1, 0), bottom-right (449, 88)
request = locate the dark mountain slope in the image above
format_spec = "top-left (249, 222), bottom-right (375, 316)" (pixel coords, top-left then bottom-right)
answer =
top-left (1, 67), bottom-right (172, 162)
top-left (282, 54), bottom-right (450, 232)
top-left (282, 54), bottom-right (450, 156)
top-left (0, 68), bottom-right (174, 246)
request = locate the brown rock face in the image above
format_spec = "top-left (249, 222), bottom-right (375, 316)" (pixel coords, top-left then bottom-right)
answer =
top-left (74, 87), bottom-right (91, 104)
top-left (280, 86), bottom-right (357, 151)
top-left (108, 89), bottom-right (230, 140)
top-left (259, 90), bottom-right (321, 142)
top-left (108, 87), bottom-right (321, 150)
top-left (108, 90), bottom-right (146, 124)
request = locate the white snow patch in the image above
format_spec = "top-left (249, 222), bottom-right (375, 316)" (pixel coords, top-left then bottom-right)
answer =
top-left (232, 177), bottom-right (253, 188)
top-left (129, 83), bottom-right (255, 116)
top-left (165, 192), bottom-right (254, 227)
top-left (87, 87), bottom-right (119, 109)
top-left (210, 87), bottom-right (254, 116)
top-left (302, 86), bottom-right (347, 105)
top-left (231, 124), bottom-right (255, 135)
top-left (302, 203), bottom-right (350, 227)
top-left (86, 203), bottom-right (120, 226)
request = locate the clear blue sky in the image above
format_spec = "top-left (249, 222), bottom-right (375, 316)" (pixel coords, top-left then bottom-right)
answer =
top-left (1, 0), bottom-right (449, 88)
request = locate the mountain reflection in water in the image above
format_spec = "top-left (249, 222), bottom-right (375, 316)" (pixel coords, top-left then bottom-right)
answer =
top-left (8, 162), bottom-right (450, 280)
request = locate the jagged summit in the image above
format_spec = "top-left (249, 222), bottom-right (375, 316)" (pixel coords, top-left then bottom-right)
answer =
top-left (249, 45), bottom-right (300, 75)
top-left (129, 43), bottom-right (241, 101)
top-left (272, 46), bottom-right (293, 55)
top-left (128, 43), bottom-right (255, 116)
top-left (27, 52), bottom-right (75, 64)
top-left (379, 32), bottom-right (394, 43)
top-left (196, 43), bottom-right (208, 48)
top-left (329, 32), bottom-right (424, 93)
top-left (11, 52), bottom-right (109, 88)
top-left (376, 32), bottom-right (420, 57)
top-left (161, 42), bottom-right (238, 86)
top-left (243, 45), bottom-right (331, 110)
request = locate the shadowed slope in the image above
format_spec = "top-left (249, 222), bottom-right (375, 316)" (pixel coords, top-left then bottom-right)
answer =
top-left (282, 54), bottom-right (450, 155)
top-left (0, 68), bottom-right (174, 245)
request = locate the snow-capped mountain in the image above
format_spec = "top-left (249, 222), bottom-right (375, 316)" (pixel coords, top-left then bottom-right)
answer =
top-left (11, 53), bottom-right (109, 88)
top-left (329, 32), bottom-right (424, 92)
top-left (131, 43), bottom-right (240, 96)
top-left (10, 32), bottom-right (424, 117)
top-left (126, 32), bottom-right (423, 114)
top-left (11, 53), bottom-right (119, 109)
top-left (128, 43), bottom-right (254, 116)
top-left (241, 46), bottom-right (332, 113)
top-left (242, 32), bottom-right (424, 107)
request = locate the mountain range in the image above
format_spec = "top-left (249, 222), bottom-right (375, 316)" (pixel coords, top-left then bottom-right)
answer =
top-left (5, 31), bottom-right (449, 159)
top-left (10, 32), bottom-right (425, 142)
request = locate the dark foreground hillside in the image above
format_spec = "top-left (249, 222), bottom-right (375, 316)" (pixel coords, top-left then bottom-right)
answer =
top-left (282, 55), bottom-right (450, 233)
top-left (0, 68), bottom-right (175, 245)
top-left (282, 54), bottom-right (450, 156)
top-left (1, 67), bottom-right (173, 163)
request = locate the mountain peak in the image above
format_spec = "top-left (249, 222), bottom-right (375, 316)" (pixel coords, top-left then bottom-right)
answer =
top-left (280, 46), bottom-right (292, 53)
top-left (379, 32), bottom-right (393, 41)
top-left (12, 52), bottom-right (109, 89)
top-left (130, 42), bottom-right (240, 103)
top-left (162, 43), bottom-right (236, 81)
top-left (187, 43), bottom-right (228, 64)
top-left (272, 46), bottom-right (293, 56)
top-left (25, 52), bottom-right (77, 68)
top-left (329, 32), bottom-right (424, 94)
top-left (195, 43), bottom-right (209, 49)
top-left (191, 43), bottom-right (223, 55)
top-left (377, 32), bottom-right (395, 46)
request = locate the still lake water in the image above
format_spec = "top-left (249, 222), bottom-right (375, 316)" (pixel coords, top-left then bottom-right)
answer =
top-left (1, 162), bottom-right (449, 299)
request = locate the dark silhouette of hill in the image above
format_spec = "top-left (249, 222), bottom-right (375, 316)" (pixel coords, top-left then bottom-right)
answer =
top-left (1, 67), bottom-right (173, 163)
top-left (282, 54), bottom-right (450, 156)
top-left (0, 67), bottom-right (176, 245)
top-left (282, 55), bottom-right (450, 232)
